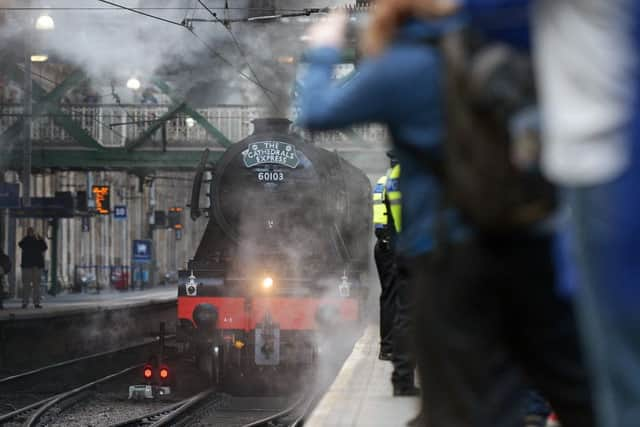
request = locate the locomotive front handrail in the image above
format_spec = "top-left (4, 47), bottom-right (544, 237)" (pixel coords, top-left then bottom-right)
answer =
top-left (190, 149), bottom-right (210, 221)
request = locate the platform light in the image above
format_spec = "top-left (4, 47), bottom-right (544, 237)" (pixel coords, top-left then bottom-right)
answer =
top-left (126, 77), bottom-right (141, 91)
top-left (262, 276), bottom-right (274, 290)
top-left (185, 117), bottom-right (196, 128)
top-left (35, 14), bottom-right (55, 31)
top-left (30, 54), bottom-right (48, 63)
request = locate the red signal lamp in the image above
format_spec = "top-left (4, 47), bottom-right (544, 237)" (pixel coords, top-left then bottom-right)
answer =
top-left (143, 364), bottom-right (153, 380)
top-left (159, 366), bottom-right (169, 380)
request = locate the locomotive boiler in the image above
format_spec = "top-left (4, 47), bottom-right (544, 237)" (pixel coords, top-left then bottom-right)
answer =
top-left (178, 118), bottom-right (371, 385)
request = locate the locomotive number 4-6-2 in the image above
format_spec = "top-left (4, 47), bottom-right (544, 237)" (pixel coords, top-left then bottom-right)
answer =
top-left (257, 171), bottom-right (285, 182)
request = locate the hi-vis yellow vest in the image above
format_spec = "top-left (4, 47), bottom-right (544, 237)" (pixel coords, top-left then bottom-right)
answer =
top-left (372, 175), bottom-right (388, 230)
top-left (386, 165), bottom-right (402, 233)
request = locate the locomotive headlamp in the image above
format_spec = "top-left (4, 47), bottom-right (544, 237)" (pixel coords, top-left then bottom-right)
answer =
top-left (262, 276), bottom-right (274, 290)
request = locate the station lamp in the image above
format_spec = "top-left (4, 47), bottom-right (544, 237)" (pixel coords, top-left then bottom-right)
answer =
top-left (126, 77), bottom-right (141, 91)
top-left (30, 54), bottom-right (49, 63)
top-left (35, 14), bottom-right (55, 31)
top-left (31, 14), bottom-right (55, 63)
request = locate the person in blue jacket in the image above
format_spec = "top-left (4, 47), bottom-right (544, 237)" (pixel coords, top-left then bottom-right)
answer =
top-left (297, 5), bottom-right (462, 402)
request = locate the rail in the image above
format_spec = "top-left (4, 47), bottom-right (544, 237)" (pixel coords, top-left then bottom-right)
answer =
top-left (0, 335), bottom-right (173, 386)
top-left (241, 392), bottom-right (317, 427)
top-left (111, 388), bottom-right (215, 427)
top-left (0, 364), bottom-right (142, 426)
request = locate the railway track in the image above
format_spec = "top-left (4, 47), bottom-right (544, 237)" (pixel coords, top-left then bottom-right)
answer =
top-left (112, 389), bottom-right (318, 427)
top-left (0, 335), bottom-right (174, 426)
top-left (0, 335), bottom-right (172, 387)
top-left (241, 392), bottom-right (318, 427)
top-left (0, 364), bottom-right (142, 426)
top-left (111, 388), bottom-right (215, 427)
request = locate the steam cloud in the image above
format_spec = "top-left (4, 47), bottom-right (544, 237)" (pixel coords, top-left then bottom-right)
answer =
top-left (0, 0), bottom-right (352, 113)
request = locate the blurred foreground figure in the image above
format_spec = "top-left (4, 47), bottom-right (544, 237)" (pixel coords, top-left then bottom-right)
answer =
top-left (296, 3), bottom-right (463, 404)
top-left (420, 1), bottom-right (640, 426)
top-left (297, 3), bottom-right (593, 427)
top-left (19, 227), bottom-right (47, 309)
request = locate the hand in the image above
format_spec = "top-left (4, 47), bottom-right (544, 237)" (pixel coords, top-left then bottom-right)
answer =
top-left (305, 10), bottom-right (348, 49)
top-left (417, 0), bottom-right (462, 17)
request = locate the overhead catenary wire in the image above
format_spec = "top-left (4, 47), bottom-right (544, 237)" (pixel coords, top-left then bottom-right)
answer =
top-left (196, 0), bottom-right (279, 112)
top-left (0, 6), bottom-right (305, 12)
top-left (94, 0), bottom-right (186, 27)
top-left (186, 27), bottom-right (278, 98)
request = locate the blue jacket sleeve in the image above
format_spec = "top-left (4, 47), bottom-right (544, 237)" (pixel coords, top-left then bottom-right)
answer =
top-left (462, 0), bottom-right (530, 12)
top-left (296, 47), bottom-right (398, 131)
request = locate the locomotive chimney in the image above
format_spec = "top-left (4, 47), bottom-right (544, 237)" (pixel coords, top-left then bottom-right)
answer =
top-left (252, 118), bottom-right (291, 135)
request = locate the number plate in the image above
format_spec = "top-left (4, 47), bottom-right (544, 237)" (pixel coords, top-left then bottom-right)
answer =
top-left (257, 171), bottom-right (285, 182)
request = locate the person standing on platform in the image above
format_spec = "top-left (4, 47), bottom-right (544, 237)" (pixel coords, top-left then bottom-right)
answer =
top-left (372, 166), bottom-right (395, 362)
top-left (0, 248), bottom-right (11, 310)
top-left (296, 4), bottom-right (464, 399)
top-left (19, 227), bottom-right (47, 309)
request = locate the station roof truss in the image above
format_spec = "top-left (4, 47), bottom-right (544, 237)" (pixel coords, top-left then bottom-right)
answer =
top-left (0, 63), bottom-right (232, 173)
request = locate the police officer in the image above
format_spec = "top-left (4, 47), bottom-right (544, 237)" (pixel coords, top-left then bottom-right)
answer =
top-left (373, 161), bottom-right (396, 361)
top-left (384, 158), bottom-right (419, 396)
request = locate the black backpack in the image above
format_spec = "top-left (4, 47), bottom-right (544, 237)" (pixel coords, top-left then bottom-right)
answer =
top-left (437, 32), bottom-right (556, 233)
top-left (0, 253), bottom-right (11, 274)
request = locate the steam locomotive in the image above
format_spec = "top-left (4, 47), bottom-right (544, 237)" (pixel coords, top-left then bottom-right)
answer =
top-left (178, 118), bottom-right (371, 385)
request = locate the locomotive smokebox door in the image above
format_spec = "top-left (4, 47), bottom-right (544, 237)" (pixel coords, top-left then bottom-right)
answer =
top-left (255, 315), bottom-right (280, 365)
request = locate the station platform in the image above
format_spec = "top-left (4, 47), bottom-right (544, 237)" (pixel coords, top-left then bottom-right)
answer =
top-left (0, 287), bottom-right (176, 321)
top-left (307, 324), bottom-right (420, 427)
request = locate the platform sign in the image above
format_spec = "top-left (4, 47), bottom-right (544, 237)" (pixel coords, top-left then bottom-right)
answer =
top-left (92, 185), bottom-right (110, 215)
top-left (132, 239), bottom-right (152, 263)
top-left (114, 205), bottom-right (127, 220)
top-left (0, 183), bottom-right (20, 208)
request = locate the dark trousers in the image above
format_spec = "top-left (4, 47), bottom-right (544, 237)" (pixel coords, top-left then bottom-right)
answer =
top-left (413, 235), bottom-right (594, 427)
top-left (391, 256), bottom-right (416, 387)
top-left (374, 240), bottom-right (396, 354)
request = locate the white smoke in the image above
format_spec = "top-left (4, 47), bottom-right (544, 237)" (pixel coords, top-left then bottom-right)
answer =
top-left (0, 0), bottom-right (356, 111)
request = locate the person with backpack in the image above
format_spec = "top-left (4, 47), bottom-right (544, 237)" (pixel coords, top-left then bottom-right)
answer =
top-left (297, 2), bottom-right (464, 406)
top-left (296, 2), bottom-right (594, 427)
top-left (0, 248), bottom-right (11, 310)
top-left (419, 2), bottom-right (640, 427)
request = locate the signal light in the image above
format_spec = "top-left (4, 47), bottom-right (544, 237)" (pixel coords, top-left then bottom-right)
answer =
top-left (262, 276), bottom-right (273, 289)
top-left (159, 366), bottom-right (169, 380)
top-left (143, 365), bottom-right (153, 380)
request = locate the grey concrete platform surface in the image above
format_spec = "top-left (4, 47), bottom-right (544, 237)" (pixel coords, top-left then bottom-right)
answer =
top-left (0, 287), bottom-right (176, 321)
top-left (307, 324), bottom-right (419, 427)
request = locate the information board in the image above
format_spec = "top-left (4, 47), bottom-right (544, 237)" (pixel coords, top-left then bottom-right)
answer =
top-left (92, 185), bottom-right (110, 215)
top-left (132, 239), bottom-right (152, 263)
